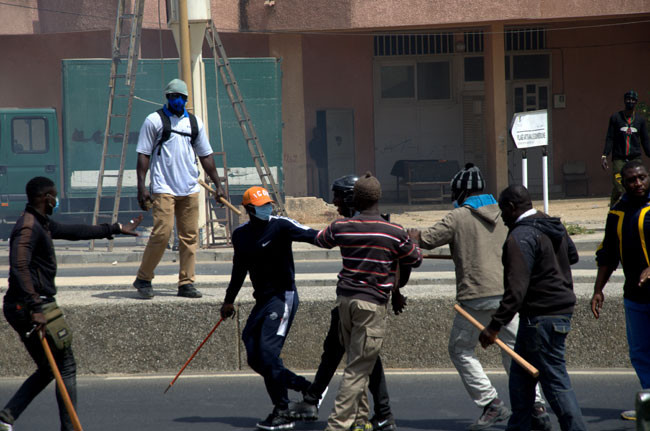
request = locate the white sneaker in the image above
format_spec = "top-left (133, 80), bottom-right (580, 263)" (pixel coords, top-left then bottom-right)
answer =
top-left (0, 420), bottom-right (13, 431)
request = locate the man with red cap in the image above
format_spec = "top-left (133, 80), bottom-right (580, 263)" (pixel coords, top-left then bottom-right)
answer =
top-left (220, 186), bottom-right (318, 431)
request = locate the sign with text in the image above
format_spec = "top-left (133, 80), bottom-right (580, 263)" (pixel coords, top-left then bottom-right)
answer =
top-left (510, 109), bottom-right (548, 149)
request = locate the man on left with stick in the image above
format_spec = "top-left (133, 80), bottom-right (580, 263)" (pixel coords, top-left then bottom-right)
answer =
top-left (0, 176), bottom-right (141, 431)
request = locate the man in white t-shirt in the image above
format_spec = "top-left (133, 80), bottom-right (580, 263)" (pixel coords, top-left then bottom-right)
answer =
top-left (133, 78), bottom-right (225, 299)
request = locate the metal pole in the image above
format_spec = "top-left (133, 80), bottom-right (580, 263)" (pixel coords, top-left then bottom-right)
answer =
top-left (521, 150), bottom-right (528, 188)
top-left (542, 146), bottom-right (549, 214)
top-left (178, 0), bottom-right (193, 111)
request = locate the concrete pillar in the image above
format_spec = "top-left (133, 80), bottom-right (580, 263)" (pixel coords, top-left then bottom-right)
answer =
top-left (269, 34), bottom-right (308, 197)
top-left (484, 23), bottom-right (508, 197)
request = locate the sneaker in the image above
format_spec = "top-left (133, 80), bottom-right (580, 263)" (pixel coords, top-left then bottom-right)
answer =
top-left (288, 400), bottom-right (318, 421)
top-left (177, 284), bottom-right (202, 298)
top-left (133, 278), bottom-right (154, 299)
top-left (621, 409), bottom-right (636, 420)
top-left (0, 420), bottom-right (13, 431)
top-left (531, 403), bottom-right (552, 431)
top-left (256, 408), bottom-right (295, 430)
top-left (370, 415), bottom-right (397, 431)
top-left (350, 422), bottom-right (373, 431)
top-left (468, 398), bottom-right (512, 430)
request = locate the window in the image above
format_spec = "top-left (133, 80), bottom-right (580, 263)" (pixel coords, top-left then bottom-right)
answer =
top-left (381, 65), bottom-right (415, 98)
top-left (513, 54), bottom-right (550, 80)
top-left (464, 57), bottom-right (484, 82)
top-left (12, 117), bottom-right (48, 154)
top-left (381, 60), bottom-right (451, 100)
top-left (418, 62), bottom-right (450, 99)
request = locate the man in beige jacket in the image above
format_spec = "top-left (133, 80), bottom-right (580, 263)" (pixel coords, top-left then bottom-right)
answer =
top-left (408, 163), bottom-right (548, 431)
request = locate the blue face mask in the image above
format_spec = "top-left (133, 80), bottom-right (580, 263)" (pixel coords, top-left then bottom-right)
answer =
top-left (252, 203), bottom-right (273, 221)
top-left (168, 95), bottom-right (187, 113)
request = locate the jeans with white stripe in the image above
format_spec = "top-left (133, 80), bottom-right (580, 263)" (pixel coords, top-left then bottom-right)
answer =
top-left (242, 289), bottom-right (310, 410)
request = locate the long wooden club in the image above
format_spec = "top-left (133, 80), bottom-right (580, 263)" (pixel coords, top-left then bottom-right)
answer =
top-left (453, 304), bottom-right (540, 378)
top-left (39, 330), bottom-right (83, 431)
top-left (164, 317), bottom-right (224, 394)
top-left (198, 179), bottom-right (242, 216)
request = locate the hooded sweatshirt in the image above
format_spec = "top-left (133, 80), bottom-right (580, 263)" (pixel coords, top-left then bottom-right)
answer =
top-left (488, 212), bottom-right (579, 331)
top-left (420, 194), bottom-right (508, 302)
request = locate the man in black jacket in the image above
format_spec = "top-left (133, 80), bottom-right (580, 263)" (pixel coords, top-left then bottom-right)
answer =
top-left (0, 177), bottom-right (140, 431)
top-left (479, 185), bottom-right (587, 431)
top-left (601, 90), bottom-right (650, 206)
top-left (220, 186), bottom-right (317, 431)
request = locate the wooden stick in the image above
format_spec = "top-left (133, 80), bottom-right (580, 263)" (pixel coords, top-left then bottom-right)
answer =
top-left (164, 318), bottom-right (224, 394)
top-left (39, 330), bottom-right (83, 431)
top-left (422, 254), bottom-right (453, 260)
top-left (198, 179), bottom-right (242, 216)
top-left (453, 304), bottom-right (540, 378)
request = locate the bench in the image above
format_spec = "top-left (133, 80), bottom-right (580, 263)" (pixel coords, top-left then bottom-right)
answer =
top-left (391, 160), bottom-right (460, 204)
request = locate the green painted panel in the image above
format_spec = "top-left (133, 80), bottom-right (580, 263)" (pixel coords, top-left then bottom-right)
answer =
top-left (62, 58), bottom-right (282, 198)
top-left (205, 58), bottom-right (283, 194)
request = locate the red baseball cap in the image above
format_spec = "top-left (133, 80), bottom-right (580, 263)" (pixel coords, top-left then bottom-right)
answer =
top-left (242, 186), bottom-right (274, 206)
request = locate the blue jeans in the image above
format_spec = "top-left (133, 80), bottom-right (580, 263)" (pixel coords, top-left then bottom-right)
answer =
top-left (624, 298), bottom-right (650, 389)
top-left (506, 315), bottom-right (586, 431)
top-left (242, 290), bottom-right (310, 410)
top-left (1, 301), bottom-right (77, 431)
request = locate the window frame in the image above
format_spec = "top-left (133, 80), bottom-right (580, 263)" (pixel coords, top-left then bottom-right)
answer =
top-left (377, 56), bottom-right (454, 103)
top-left (11, 116), bottom-right (50, 154)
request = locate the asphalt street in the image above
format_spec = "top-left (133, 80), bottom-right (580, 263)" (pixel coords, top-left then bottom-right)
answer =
top-left (0, 371), bottom-right (639, 430)
top-left (10, 255), bottom-right (600, 278)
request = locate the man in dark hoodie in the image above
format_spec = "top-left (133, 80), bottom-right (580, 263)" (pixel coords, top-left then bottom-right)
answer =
top-left (592, 160), bottom-right (650, 421)
top-left (479, 185), bottom-right (587, 431)
top-left (409, 164), bottom-right (549, 431)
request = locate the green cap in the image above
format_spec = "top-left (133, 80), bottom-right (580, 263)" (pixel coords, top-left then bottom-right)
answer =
top-left (164, 79), bottom-right (188, 97)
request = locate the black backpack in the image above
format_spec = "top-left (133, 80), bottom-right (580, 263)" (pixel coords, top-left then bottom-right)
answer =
top-left (153, 108), bottom-right (199, 156)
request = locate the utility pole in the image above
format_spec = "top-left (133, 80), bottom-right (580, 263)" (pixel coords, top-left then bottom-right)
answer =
top-left (167, 0), bottom-right (211, 245)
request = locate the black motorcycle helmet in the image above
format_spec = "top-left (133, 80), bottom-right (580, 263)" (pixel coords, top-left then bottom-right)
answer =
top-left (331, 174), bottom-right (358, 217)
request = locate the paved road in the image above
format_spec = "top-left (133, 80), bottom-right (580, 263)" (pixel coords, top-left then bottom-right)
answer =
top-left (3, 255), bottom-right (601, 278)
top-left (0, 371), bottom-right (639, 430)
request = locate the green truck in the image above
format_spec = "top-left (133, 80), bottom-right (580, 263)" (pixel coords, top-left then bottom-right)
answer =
top-left (0, 58), bottom-right (282, 239)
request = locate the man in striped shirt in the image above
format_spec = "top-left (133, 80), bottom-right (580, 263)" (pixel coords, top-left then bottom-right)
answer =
top-left (315, 172), bottom-right (422, 431)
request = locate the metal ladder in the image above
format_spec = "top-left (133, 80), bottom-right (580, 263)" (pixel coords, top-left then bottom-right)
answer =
top-left (205, 152), bottom-right (234, 246)
top-left (205, 22), bottom-right (286, 215)
top-left (90, 0), bottom-right (145, 251)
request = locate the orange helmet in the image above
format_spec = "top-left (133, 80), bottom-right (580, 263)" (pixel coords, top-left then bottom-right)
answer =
top-left (242, 186), bottom-right (274, 206)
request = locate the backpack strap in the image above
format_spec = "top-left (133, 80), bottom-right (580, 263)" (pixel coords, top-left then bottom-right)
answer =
top-left (153, 109), bottom-right (199, 156)
top-left (154, 108), bottom-right (172, 156)
top-left (188, 112), bottom-right (199, 147)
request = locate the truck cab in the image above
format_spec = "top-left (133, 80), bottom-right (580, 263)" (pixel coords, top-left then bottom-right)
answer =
top-left (0, 108), bottom-right (59, 238)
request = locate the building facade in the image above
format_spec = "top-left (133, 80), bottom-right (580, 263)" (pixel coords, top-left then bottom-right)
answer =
top-left (1, 0), bottom-right (649, 200)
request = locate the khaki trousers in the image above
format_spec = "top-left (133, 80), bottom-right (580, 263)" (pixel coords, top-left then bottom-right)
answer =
top-left (137, 193), bottom-right (199, 286)
top-left (325, 296), bottom-right (387, 431)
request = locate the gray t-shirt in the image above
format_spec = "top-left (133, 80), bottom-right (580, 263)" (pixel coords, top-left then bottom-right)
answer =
top-left (136, 110), bottom-right (212, 196)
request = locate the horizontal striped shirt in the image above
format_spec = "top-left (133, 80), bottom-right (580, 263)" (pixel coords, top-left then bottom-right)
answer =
top-left (316, 214), bottom-right (422, 304)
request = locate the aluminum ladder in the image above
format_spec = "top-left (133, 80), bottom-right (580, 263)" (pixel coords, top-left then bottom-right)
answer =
top-left (90, 0), bottom-right (145, 251)
top-left (205, 22), bottom-right (286, 215)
